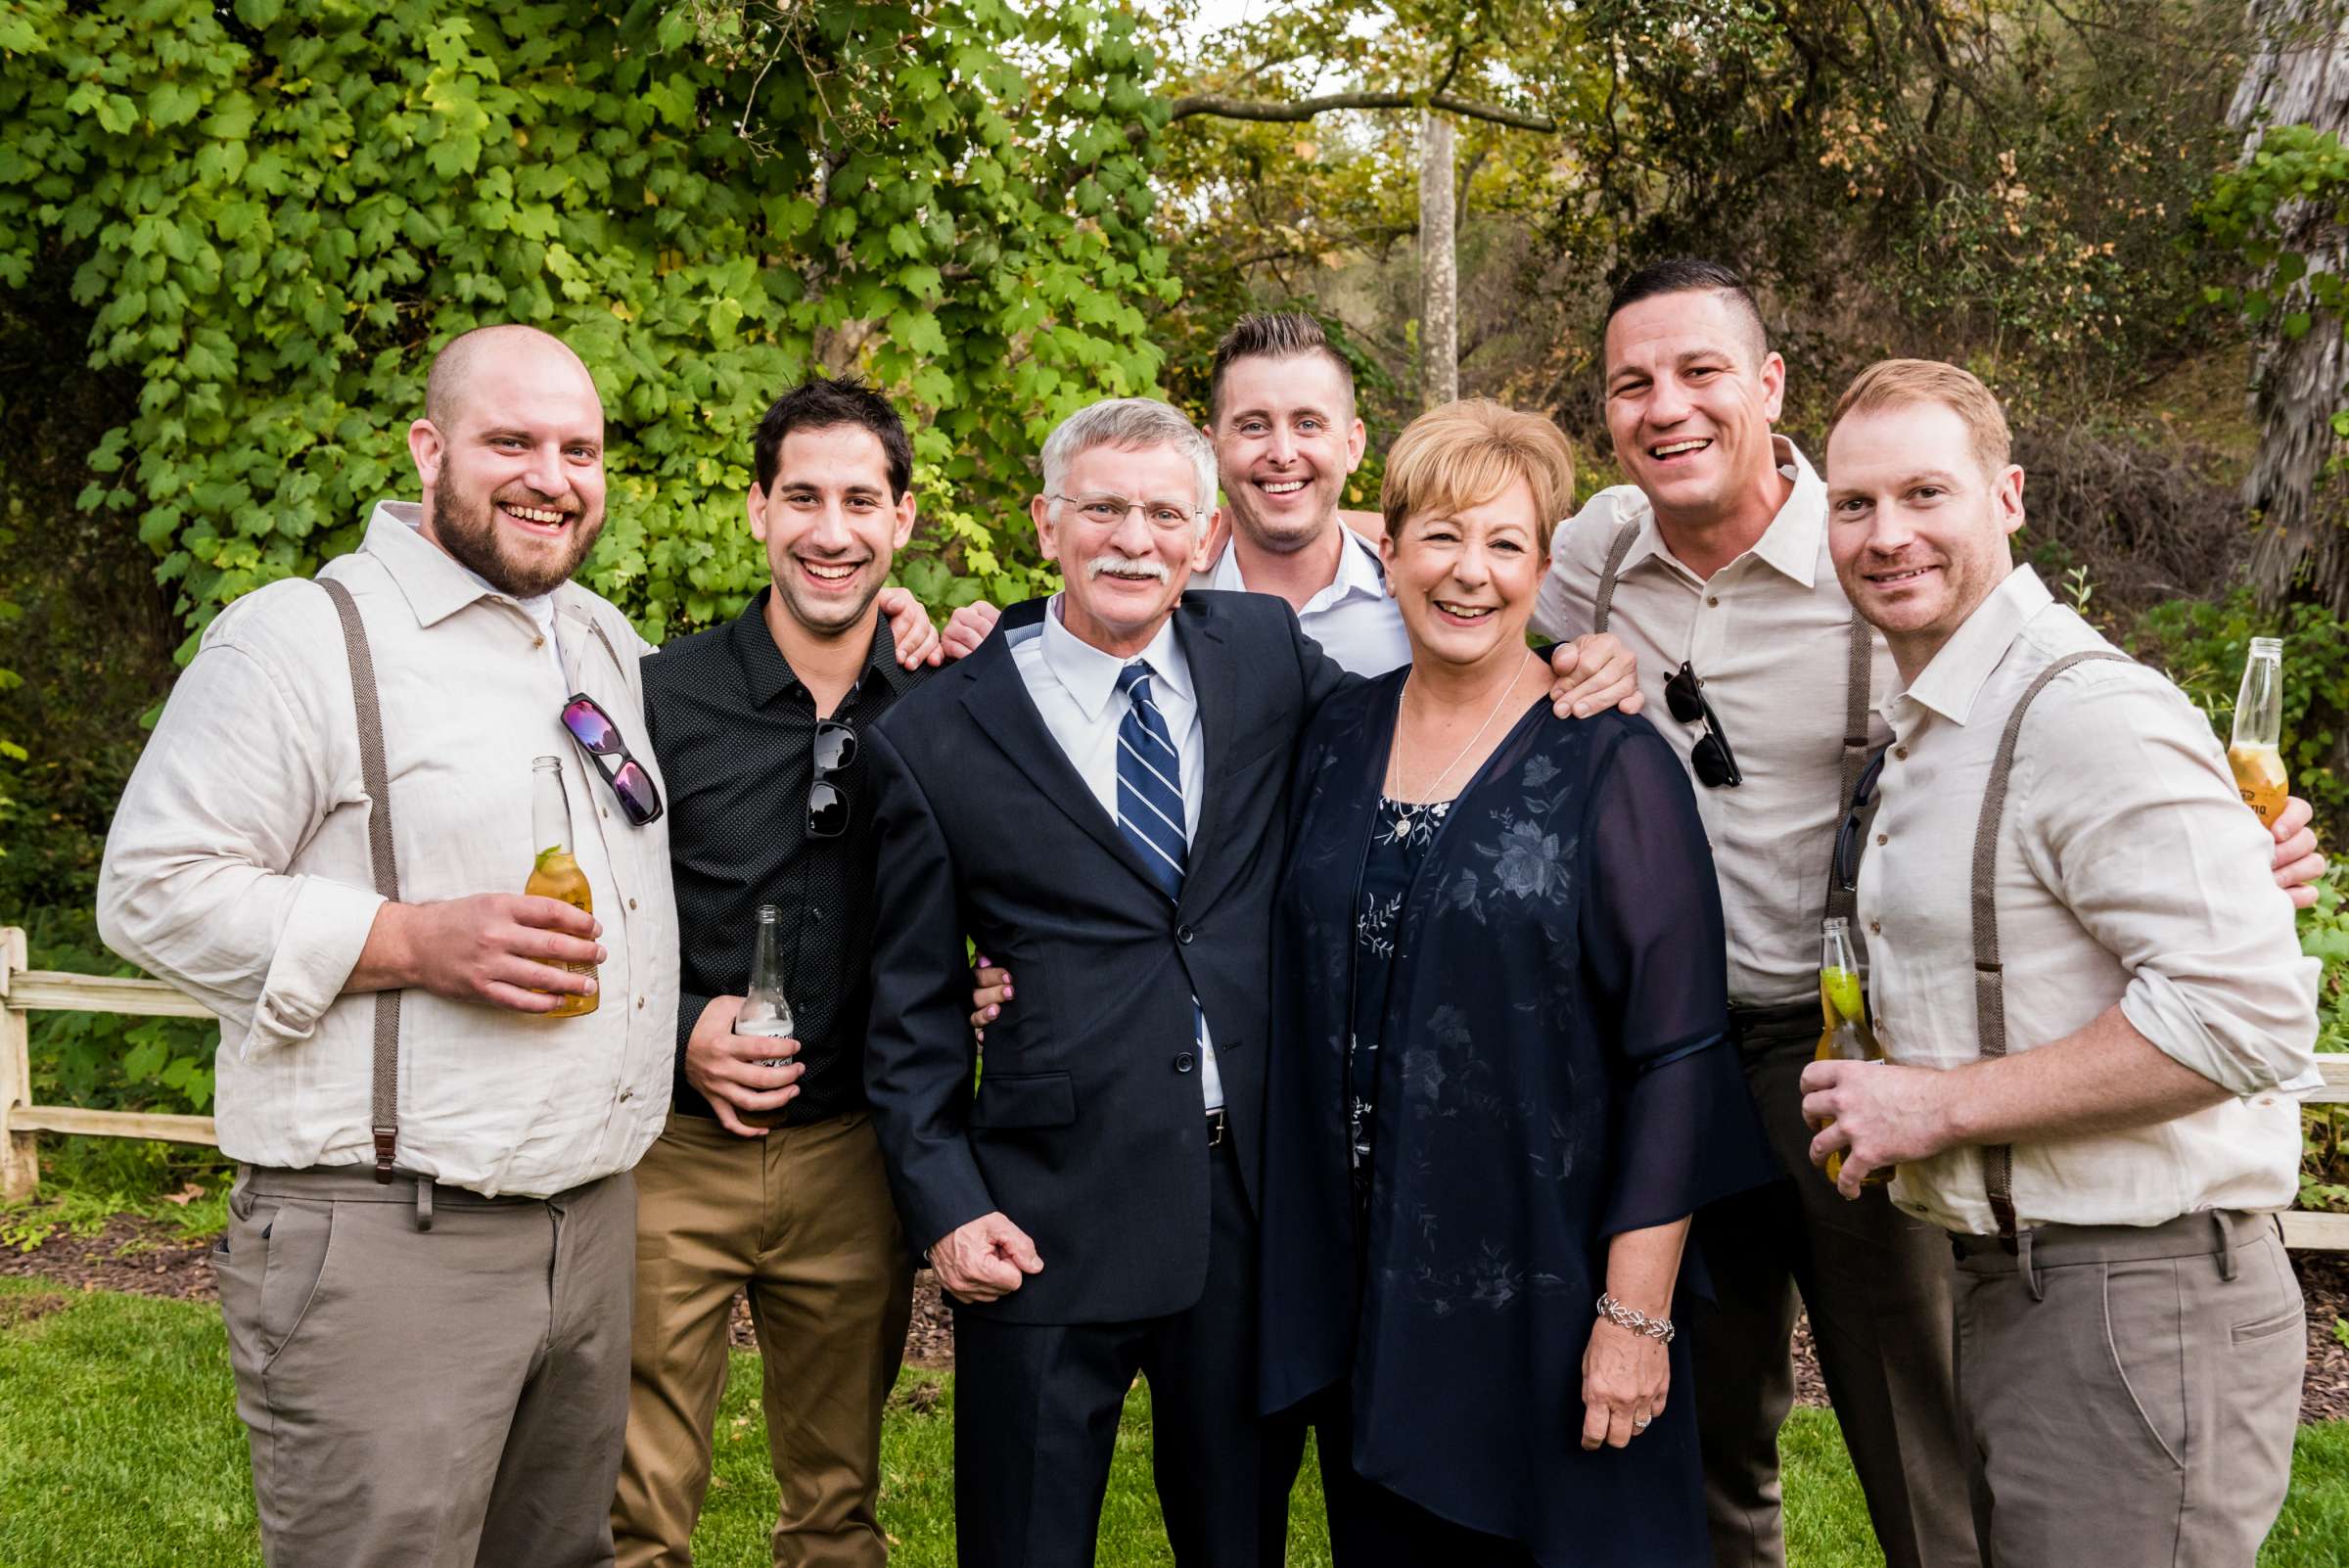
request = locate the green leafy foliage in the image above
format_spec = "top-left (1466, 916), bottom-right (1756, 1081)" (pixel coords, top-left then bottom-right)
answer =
top-left (0, 0), bottom-right (1173, 645)
top-left (2198, 122), bottom-right (2349, 344)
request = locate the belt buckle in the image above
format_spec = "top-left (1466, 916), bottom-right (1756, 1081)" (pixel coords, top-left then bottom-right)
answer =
top-left (1205, 1109), bottom-right (1225, 1147)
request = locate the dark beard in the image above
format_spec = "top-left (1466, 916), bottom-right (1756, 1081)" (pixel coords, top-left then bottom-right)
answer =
top-left (428, 486), bottom-right (603, 599)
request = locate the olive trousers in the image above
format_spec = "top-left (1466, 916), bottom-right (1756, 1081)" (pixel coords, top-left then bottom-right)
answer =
top-left (611, 1110), bottom-right (913, 1568)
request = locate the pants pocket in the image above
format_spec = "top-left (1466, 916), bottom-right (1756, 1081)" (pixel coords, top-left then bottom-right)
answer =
top-left (2231, 1304), bottom-right (2304, 1346)
top-left (2100, 1259), bottom-right (2188, 1471)
top-left (255, 1198), bottom-right (339, 1372)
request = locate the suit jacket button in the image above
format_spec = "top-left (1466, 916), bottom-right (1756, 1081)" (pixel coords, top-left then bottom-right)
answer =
top-left (1176, 925), bottom-right (1195, 945)
top-left (1174, 1052), bottom-right (1195, 1073)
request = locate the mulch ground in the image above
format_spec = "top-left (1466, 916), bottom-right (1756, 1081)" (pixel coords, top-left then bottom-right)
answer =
top-left (8, 1215), bottom-right (2346, 1421)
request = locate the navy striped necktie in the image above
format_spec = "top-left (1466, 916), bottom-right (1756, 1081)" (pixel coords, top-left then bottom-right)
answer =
top-left (1114, 662), bottom-right (1187, 900)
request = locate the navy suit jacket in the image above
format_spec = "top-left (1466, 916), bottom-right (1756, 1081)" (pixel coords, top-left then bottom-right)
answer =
top-left (864, 590), bottom-right (1352, 1324)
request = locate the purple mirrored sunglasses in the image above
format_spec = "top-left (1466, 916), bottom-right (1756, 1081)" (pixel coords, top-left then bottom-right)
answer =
top-left (561, 693), bottom-right (665, 826)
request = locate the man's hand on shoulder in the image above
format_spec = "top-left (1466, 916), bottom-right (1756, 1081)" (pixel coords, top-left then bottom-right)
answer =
top-left (355, 895), bottom-right (605, 1012)
top-left (2271, 795), bottom-right (2326, 909)
top-left (1547, 632), bottom-right (1643, 719)
top-left (942, 601), bottom-right (1001, 662)
top-left (878, 586), bottom-right (944, 668)
top-left (683, 994), bottom-right (805, 1137)
top-left (930, 1211), bottom-right (1042, 1303)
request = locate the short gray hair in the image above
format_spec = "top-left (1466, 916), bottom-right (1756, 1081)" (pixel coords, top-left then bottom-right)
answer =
top-left (1038, 398), bottom-right (1218, 521)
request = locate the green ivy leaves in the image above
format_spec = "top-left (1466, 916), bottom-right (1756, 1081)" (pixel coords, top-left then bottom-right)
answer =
top-left (1, 1), bottom-right (1171, 649)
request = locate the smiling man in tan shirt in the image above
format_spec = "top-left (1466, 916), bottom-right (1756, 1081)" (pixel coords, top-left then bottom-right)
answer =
top-left (1805, 359), bottom-right (2317, 1568)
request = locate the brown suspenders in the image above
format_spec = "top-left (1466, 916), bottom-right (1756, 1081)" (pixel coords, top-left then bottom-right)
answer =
top-left (1588, 514), bottom-right (1873, 922)
top-left (1968, 648), bottom-right (2132, 1238)
top-left (318, 577), bottom-right (406, 1186)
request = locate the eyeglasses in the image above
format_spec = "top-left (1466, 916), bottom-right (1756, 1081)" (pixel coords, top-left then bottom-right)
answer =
top-left (808, 719), bottom-right (856, 839)
top-left (1048, 494), bottom-right (1201, 531)
top-left (561, 694), bottom-right (666, 825)
top-left (1832, 747), bottom-right (1890, 893)
top-left (1665, 662), bottom-right (1742, 789)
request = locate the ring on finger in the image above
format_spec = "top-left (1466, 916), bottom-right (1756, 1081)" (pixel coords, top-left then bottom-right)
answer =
top-left (1632, 1413), bottom-right (1652, 1430)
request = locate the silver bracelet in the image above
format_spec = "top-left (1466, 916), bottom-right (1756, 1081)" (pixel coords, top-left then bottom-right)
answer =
top-left (1595, 1291), bottom-right (1675, 1344)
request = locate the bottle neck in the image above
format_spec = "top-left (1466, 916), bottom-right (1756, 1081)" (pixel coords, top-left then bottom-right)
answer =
top-left (532, 767), bottom-right (574, 857)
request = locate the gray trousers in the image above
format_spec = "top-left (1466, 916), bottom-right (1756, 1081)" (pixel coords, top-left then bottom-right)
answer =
top-left (214, 1163), bottom-right (636, 1568)
top-left (1953, 1209), bottom-right (2304, 1568)
top-left (1688, 1014), bottom-right (1982, 1568)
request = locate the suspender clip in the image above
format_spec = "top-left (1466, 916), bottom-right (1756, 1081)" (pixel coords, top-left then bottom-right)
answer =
top-left (372, 1127), bottom-right (397, 1183)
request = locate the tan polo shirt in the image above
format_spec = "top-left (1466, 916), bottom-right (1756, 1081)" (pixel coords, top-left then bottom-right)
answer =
top-left (98, 503), bottom-right (681, 1196)
top-left (1533, 438), bottom-right (1900, 1006)
top-left (1860, 566), bottom-right (2316, 1233)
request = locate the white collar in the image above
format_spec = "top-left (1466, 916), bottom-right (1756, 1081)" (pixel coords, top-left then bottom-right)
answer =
top-left (1206, 525), bottom-right (1388, 611)
top-left (1899, 565), bottom-right (2055, 726)
top-left (1040, 596), bottom-right (1192, 722)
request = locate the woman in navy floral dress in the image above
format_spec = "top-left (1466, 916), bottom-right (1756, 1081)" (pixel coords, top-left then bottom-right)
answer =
top-left (1258, 401), bottom-right (1774, 1567)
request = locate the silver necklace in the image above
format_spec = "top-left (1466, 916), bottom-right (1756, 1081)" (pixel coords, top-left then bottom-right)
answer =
top-left (1389, 650), bottom-right (1532, 831)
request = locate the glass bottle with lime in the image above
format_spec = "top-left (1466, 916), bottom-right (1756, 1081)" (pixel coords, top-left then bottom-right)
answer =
top-left (1816, 915), bottom-right (1886, 1186)
top-left (525, 755), bottom-right (598, 1018)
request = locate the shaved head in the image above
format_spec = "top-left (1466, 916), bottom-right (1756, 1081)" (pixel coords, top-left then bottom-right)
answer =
top-left (407, 323), bottom-right (609, 599)
top-left (424, 324), bottom-right (600, 433)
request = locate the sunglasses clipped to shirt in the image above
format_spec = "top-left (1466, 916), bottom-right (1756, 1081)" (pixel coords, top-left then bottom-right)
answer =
top-left (561, 693), bottom-right (666, 826)
top-left (1665, 662), bottom-right (1742, 789)
top-left (807, 719), bottom-right (857, 840)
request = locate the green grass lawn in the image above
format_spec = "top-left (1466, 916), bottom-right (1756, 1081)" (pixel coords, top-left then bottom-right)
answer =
top-left (1, 1275), bottom-right (2343, 1566)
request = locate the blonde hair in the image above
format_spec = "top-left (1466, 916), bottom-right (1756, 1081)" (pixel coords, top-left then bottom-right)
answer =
top-left (1828, 359), bottom-right (2012, 476)
top-left (1379, 398), bottom-right (1576, 556)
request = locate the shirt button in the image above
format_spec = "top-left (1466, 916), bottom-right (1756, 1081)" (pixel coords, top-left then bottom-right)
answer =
top-left (1894, 745), bottom-right (1909, 761)
top-left (1707, 595), bottom-right (1720, 607)
top-left (1176, 925), bottom-right (1195, 945)
top-left (1174, 1052), bottom-right (1196, 1074)
top-left (532, 635), bottom-right (546, 649)
top-left (627, 898), bottom-right (638, 910)
top-left (1869, 919), bottom-right (1882, 936)
top-left (620, 1088), bottom-right (634, 1102)
top-left (635, 995), bottom-right (646, 1010)
top-left (1875, 832), bottom-right (1888, 847)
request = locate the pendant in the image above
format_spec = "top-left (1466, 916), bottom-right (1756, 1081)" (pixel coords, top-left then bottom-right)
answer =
top-left (1394, 810), bottom-right (1412, 834)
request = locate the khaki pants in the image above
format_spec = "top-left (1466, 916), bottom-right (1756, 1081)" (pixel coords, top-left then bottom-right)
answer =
top-left (213, 1163), bottom-right (636, 1568)
top-left (1953, 1209), bottom-right (2304, 1568)
top-left (612, 1110), bottom-right (913, 1568)
top-left (1689, 1016), bottom-right (1981, 1568)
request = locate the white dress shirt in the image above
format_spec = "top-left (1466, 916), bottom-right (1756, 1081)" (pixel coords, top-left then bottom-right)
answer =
top-left (1533, 438), bottom-right (1901, 1006)
top-left (1197, 528), bottom-right (1411, 677)
top-left (97, 501), bottom-right (681, 1196)
top-left (1861, 566), bottom-right (2317, 1233)
top-left (1007, 599), bottom-right (1223, 1110)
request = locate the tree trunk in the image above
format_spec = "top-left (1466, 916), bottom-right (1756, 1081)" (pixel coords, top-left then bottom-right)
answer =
top-left (1420, 111), bottom-right (1458, 409)
top-left (2235, 1), bottom-right (2349, 611)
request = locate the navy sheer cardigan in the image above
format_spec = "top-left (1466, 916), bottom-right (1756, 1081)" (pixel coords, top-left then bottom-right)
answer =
top-left (1257, 668), bottom-right (1776, 1565)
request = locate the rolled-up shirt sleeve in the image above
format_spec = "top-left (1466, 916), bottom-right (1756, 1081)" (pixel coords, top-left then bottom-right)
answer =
top-left (2018, 672), bottom-right (2320, 1096)
top-left (97, 629), bottom-right (381, 1061)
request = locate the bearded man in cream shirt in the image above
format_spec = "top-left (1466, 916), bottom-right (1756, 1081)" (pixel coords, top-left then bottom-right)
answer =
top-left (1804, 358), bottom-right (2317, 1568)
top-left (99, 324), bottom-right (678, 1568)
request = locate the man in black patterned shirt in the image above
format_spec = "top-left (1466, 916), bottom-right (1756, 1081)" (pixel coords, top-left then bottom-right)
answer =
top-left (613, 378), bottom-right (934, 1568)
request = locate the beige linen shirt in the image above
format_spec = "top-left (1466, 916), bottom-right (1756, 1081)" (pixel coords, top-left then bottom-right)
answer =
top-left (1533, 438), bottom-right (1900, 1005)
top-left (97, 503), bottom-right (681, 1196)
top-left (1860, 566), bottom-right (2316, 1234)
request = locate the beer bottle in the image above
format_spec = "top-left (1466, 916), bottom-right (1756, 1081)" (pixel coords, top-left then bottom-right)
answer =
top-left (524, 755), bottom-right (598, 1018)
top-left (2228, 636), bottom-right (2288, 828)
top-left (1816, 916), bottom-right (1888, 1187)
top-left (737, 903), bottom-right (797, 1070)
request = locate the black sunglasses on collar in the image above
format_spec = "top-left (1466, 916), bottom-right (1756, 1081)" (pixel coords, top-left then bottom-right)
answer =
top-left (807, 719), bottom-right (857, 839)
top-left (1665, 662), bottom-right (1742, 789)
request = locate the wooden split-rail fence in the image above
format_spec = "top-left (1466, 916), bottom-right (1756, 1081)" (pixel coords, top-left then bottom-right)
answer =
top-left (5, 923), bottom-right (2349, 1249)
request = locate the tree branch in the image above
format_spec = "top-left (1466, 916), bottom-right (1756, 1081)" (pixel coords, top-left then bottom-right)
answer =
top-left (1166, 90), bottom-right (1557, 134)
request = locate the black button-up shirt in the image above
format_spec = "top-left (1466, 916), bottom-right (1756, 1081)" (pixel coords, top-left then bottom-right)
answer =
top-left (642, 589), bottom-right (932, 1126)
